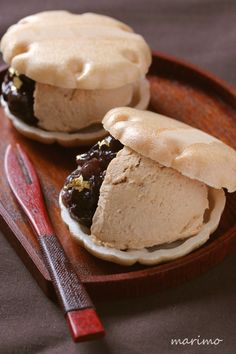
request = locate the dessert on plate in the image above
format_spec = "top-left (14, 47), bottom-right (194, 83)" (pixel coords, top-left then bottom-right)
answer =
top-left (0, 11), bottom-right (151, 146)
top-left (59, 107), bottom-right (236, 265)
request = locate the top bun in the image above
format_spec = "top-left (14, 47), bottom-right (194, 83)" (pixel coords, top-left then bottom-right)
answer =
top-left (103, 107), bottom-right (236, 192)
top-left (0, 11), bottom-right (151, 90)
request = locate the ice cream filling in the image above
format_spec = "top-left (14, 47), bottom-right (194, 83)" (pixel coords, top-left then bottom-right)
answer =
top-left (62, 138), bottom-right (210, 251)
top-left (91, 147), bottom-right (210, 249)
top-left (1, 68), bottom-right (38, 126)
top-left (61, 135), bottom-right (123, 227)
top-left (2, 68), bottom-right (145, 133)
top-left (33, 80), bottom-right (135, 132)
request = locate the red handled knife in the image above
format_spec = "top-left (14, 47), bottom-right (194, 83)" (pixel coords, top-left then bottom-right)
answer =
top-left (4, 143), bottom-right (105, 342)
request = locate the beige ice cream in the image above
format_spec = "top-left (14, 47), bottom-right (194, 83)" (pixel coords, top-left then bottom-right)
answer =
top-left (33, 79), bottom-right (148, 132)
top-left (91, 147), bottom-right (209, 249)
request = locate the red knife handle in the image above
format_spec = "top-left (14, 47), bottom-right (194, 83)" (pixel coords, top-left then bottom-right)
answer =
top-left (38, 234), bottom-right (105, 342)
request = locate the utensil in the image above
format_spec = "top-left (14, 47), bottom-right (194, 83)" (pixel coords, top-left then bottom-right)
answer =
top-left (4, 143), bottom-right (105, 342)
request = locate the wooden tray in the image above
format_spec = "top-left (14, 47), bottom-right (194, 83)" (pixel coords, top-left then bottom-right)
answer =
top-left (1, 53), bottom-right (236, 301)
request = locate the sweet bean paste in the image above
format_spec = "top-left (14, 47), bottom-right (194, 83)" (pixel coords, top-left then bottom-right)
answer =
top-left (61, 135), bottom-right (123, 227)
top-left (1, 67), bottom-right (38, 125)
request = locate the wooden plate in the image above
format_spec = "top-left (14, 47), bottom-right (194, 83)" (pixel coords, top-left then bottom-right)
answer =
top-left (1, 53), bottom-right (236, 301)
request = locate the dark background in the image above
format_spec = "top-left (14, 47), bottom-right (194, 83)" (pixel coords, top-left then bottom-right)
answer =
top-left (0, 1), bottom-right (236, 353)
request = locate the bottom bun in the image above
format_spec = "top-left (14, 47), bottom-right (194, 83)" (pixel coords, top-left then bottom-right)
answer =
top-left (1, 78), bottom-right (150, 146)
top-left (59, 188), bottom-right (226, 266)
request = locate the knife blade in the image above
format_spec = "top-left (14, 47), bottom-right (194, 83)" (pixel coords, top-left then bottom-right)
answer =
top-left (4, 143), bottom-right (105, 342)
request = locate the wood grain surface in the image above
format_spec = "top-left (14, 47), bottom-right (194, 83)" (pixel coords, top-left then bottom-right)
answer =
top-left (1, 53), bottom-right (236, 300)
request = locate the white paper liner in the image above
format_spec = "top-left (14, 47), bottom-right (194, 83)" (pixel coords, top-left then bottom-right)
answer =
top-left (59, 188), bottom-right (226, 266)
top-left (1, 78), bottom-right (150, 146)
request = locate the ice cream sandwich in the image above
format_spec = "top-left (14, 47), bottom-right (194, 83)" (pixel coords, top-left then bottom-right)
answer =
top-left (0, 11), bottom-right (151, 146)
top-left (59, 107), bottom-right (236, 265)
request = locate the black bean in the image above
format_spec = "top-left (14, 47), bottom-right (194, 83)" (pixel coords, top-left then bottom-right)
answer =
top-left (1, 69), bottom-right (38, 126)
top-left (62, 135), bottom-right (123, 227)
